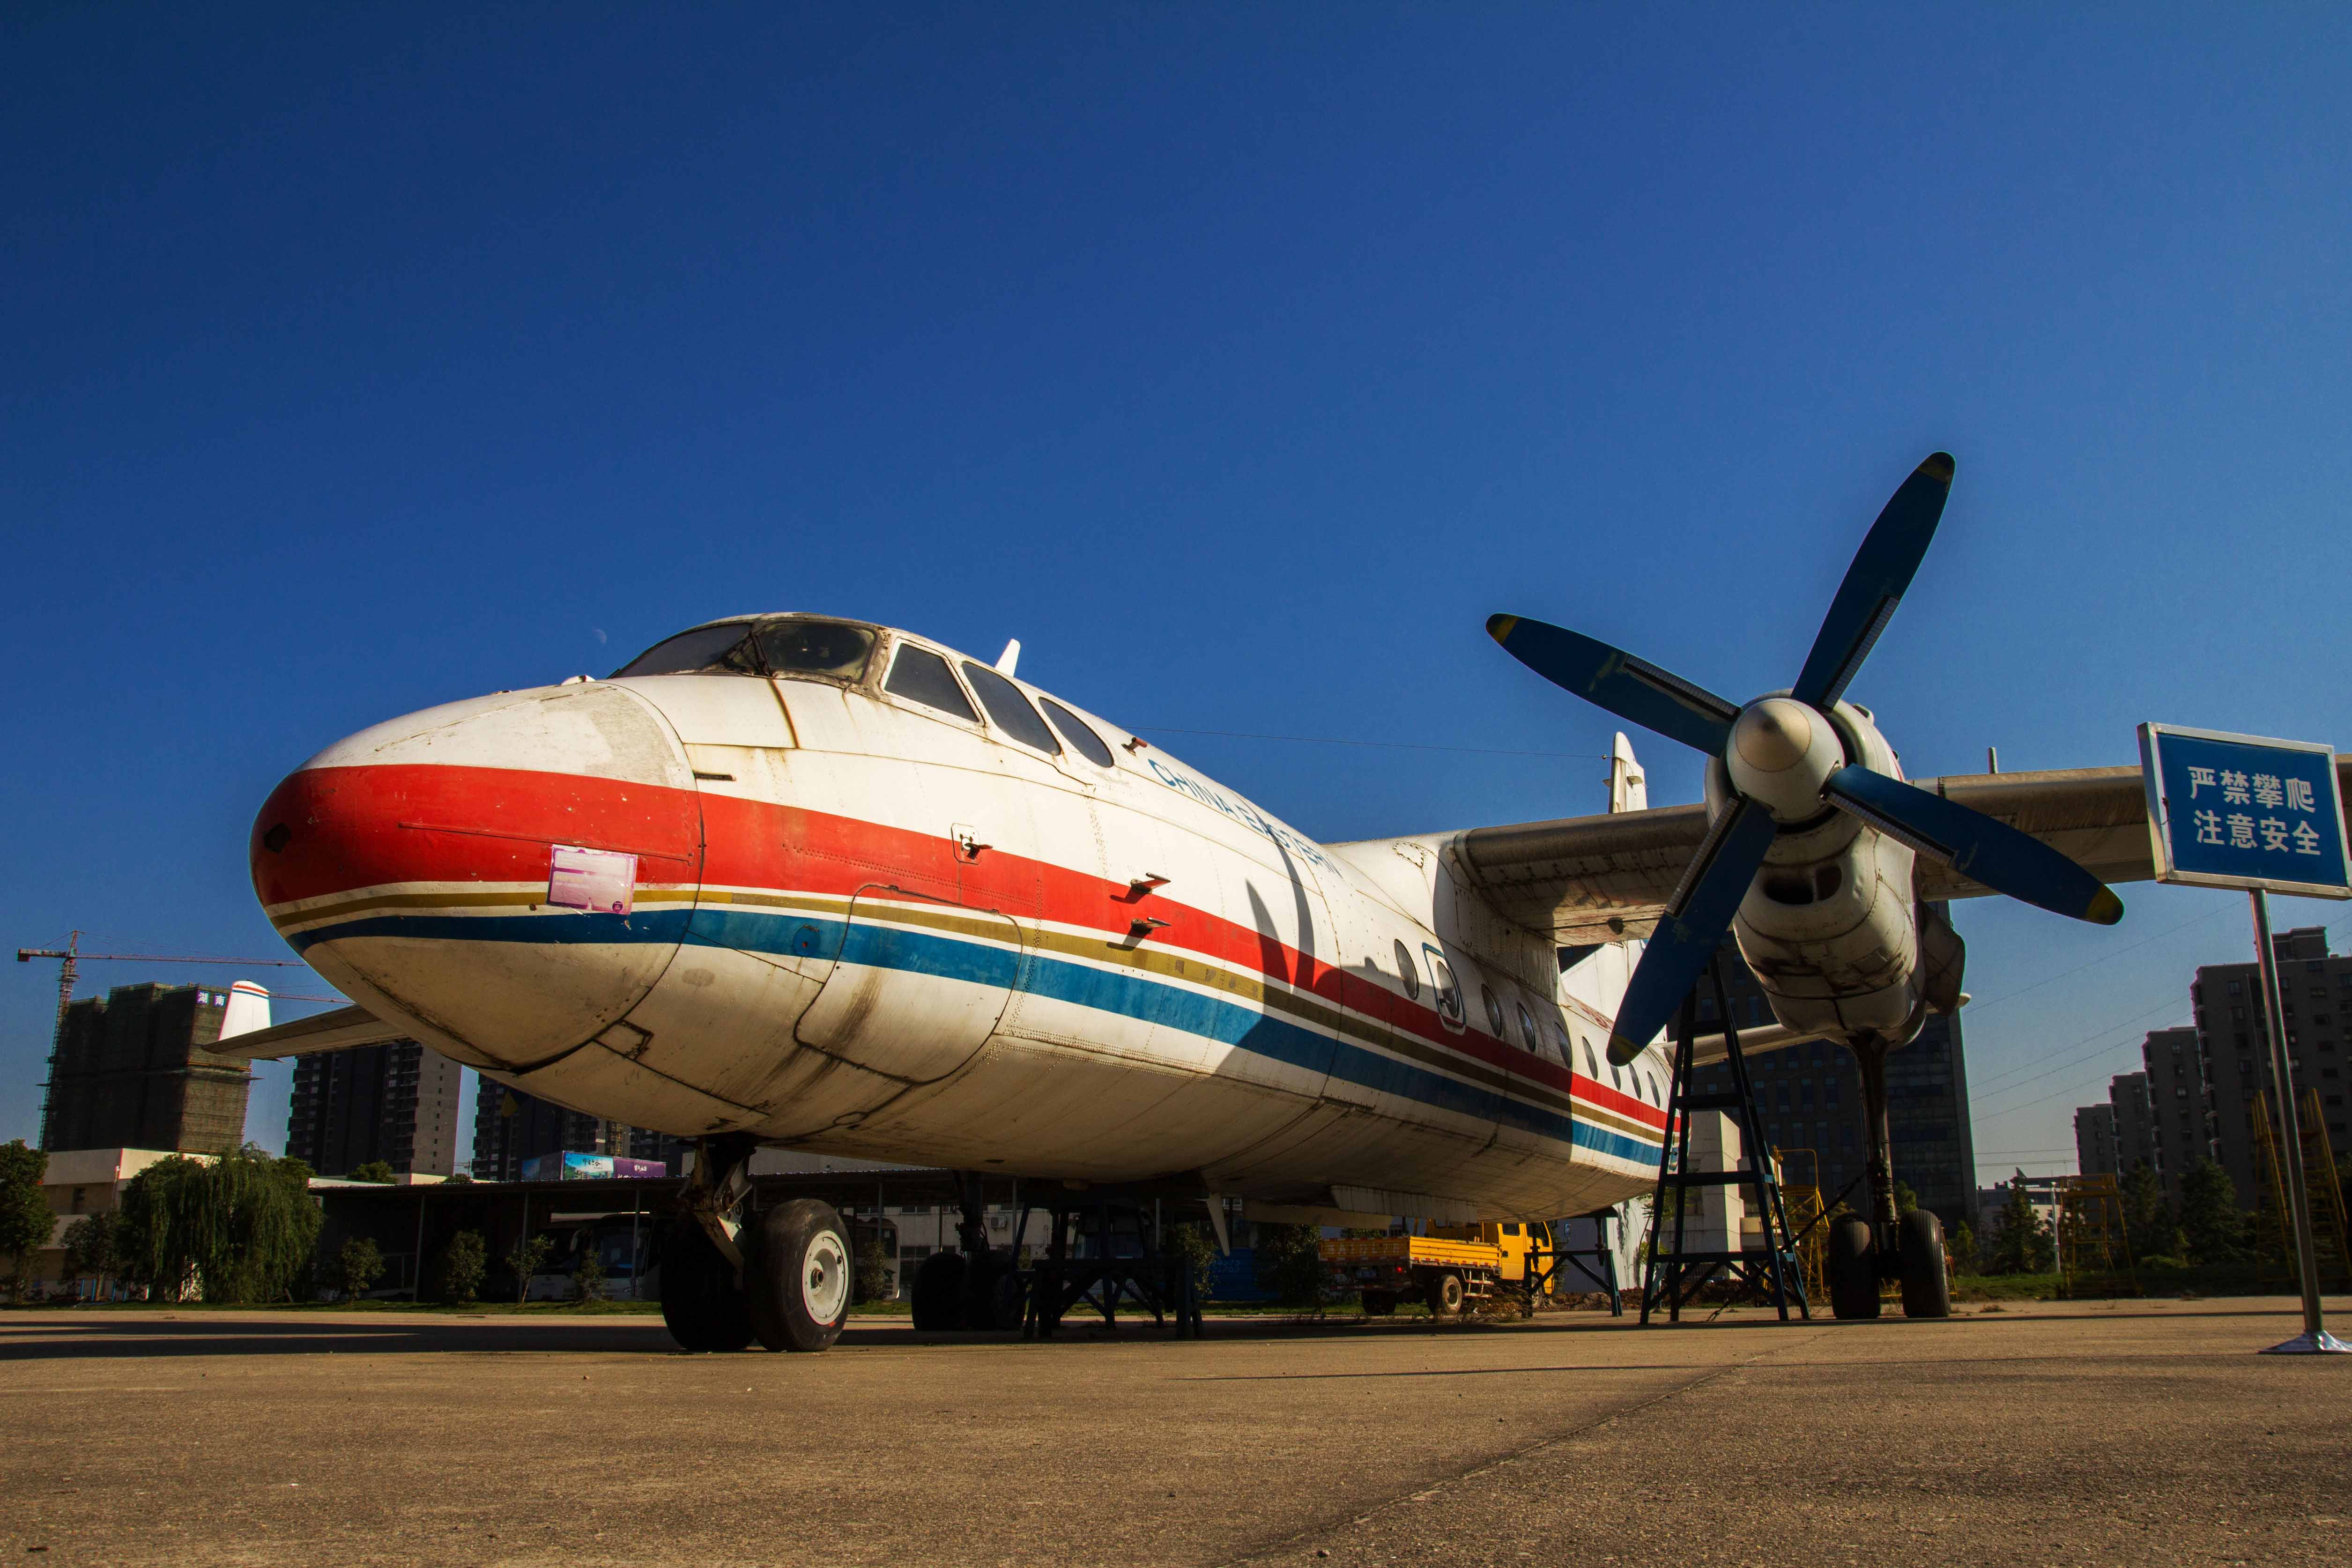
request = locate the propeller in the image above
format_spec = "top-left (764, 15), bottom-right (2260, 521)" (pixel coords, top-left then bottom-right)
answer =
top-left (1489, 452), bottom-right (2122, 1064)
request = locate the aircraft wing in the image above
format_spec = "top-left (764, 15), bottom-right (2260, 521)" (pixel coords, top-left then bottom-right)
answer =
top-left (205, 1003), bottom-right (410, 1062)
top-left (1452, 763), bottom-right (2179, 944)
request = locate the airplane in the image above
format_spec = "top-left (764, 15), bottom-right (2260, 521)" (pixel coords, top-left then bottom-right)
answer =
top-left (217, 452), bottom-right (2168, 1351)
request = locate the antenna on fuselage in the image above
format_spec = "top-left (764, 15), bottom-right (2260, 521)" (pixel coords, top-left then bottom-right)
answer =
top-left (994, 639), bottom-right (1021, 677)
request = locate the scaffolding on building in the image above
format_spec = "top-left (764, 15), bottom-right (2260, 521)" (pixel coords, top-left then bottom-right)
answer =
top-left (2254, 1087), bottom-right (2352, 1289)
top-left (2053, 1173), bottom-right (2138, 1299)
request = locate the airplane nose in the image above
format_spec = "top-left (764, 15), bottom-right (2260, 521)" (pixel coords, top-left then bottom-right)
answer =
top-left (250, 682), bottom-right (703, 1069)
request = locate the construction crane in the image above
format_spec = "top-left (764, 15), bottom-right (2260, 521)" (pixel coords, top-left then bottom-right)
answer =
top-left (16, 931), bottom-right (312, 1049)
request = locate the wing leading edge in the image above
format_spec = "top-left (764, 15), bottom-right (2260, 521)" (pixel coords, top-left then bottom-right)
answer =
top-left (1450, 760), bottom-right (2346, 944)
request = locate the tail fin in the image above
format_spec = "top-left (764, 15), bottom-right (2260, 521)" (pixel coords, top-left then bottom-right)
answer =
top-left (1608, 732), bottom-right (1647, 813)
top-left (219, 980), bottom-right (274, 1041)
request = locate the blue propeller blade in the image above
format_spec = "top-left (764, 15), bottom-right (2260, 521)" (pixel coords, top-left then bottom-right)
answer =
top-left (1823, 765), bottom-right (2123, 926)
top-left (1790, 453), bottom-right (1955, 709)
top-left (1606, 798), bottom-right (1778, 1063)
top-left (1487, 614), bottom-right (1739, 757)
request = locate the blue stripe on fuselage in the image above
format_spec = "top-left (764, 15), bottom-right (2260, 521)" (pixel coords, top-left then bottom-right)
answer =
top-left (289, 903), bottom-right (1661, 1163)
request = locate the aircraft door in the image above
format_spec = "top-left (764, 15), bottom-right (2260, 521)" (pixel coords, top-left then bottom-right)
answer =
top-left (794, 885), bottom-right (1026, 1084)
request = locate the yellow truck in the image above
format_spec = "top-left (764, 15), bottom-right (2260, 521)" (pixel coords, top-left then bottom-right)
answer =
top-left (1319, 1221), bottom-right (1554, 1315)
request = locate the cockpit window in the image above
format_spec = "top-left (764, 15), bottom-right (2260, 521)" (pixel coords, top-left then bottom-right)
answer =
top-left (883, 645), bottom-right (979, 722)
top-left (611, 623), bottom-right (762, 677)
top-left (1041, 699), bottom-right (1116, 767)
top-left (755, 618), bottom-right (874, 680)
top-left (611, 617), bottom-right (874, 682)
top-left (960, 662), bottom-right (1061, 756)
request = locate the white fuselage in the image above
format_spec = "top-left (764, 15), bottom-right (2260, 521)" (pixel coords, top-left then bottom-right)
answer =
top-left (250, 619), bottom-right (1675, 1222)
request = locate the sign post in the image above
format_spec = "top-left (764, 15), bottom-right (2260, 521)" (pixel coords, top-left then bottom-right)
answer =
top-left (2140, 723), bottom-right (2352, 1355)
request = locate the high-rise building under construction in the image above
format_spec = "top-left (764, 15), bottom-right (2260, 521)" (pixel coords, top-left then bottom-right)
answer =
top-left (39, 982), bottom-right (256, 1154)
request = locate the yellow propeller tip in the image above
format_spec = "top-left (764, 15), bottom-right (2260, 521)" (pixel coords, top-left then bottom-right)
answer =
top-left (2087, 887), bottom-right (2124, 926)
top-left (1921, 452), bottom-right (1956, 482)
top-left (1604, 1033), bottom-right (1644, 1066)
top-left (1486, 614), bottom-right (1519, 644)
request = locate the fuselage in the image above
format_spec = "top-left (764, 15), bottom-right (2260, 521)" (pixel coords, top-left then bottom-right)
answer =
top-left (250, 615), bottom-right (1673, 1221)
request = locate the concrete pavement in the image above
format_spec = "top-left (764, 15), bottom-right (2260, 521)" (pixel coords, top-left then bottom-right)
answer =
top-left (2, 1298), bottom-right (2346, 1566)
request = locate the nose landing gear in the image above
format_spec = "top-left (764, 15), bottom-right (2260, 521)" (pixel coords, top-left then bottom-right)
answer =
top-left (660, 1134), bottom-right (853, 1352)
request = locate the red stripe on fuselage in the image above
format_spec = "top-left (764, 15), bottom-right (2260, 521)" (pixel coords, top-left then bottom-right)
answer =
top-left (257, 762), bottom-right (1667, 1131)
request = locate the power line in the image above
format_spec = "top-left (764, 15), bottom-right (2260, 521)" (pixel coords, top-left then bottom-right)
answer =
top-left (1970, 998), bottom-right (2196, 1122)
top-left (1960, 905), bottom-right (2231, 1022)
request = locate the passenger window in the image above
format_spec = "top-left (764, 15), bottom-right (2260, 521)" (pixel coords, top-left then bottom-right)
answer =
top-left (884, 646), bottom-right (979, 722)
top-left (1516, 1002), bottom-right (1539, 1052)
top-left (755, 618), bottom-right (874, 680)
top-left (1394, 940), bottom-right (1420, 1000)
top-left (960, 662), bottom-right (1061, 755)
top-left (1040, 699), bottom-right (1116, 767)
top-left (1579, 1038), bottom-right (1600, 1078)
top-left (612, 623), bottom-right (761, 678)
top-left (1425, 948), bottom-right (1465, 1030)
top-left (1482, 985), bottom-right (1508, 1038)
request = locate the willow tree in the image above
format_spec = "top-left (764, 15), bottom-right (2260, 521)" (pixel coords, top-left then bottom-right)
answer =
top-left (118, 1148), bottom-right (320, 1302)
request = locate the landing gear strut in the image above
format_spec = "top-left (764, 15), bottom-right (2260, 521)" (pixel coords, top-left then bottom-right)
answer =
top-left (660, 1133), bottom-right (853, 1352)
top-left (1828, 1038), bottom-right (1949, 1320)
top-left (911, 1173), bottom-right (1026, 1332)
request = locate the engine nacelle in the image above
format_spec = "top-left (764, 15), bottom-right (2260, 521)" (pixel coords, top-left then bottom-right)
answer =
top-left (1704, 700), bottom-right (1938, 1048)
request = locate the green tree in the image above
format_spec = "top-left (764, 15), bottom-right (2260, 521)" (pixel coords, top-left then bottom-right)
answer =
top-left (1985, 1179), bottom-right (2054, 1274)
top-left (336, 1236), bottom-right (385, 1299)
top-left (348, 1160), bottom-right (397, 1184)
top-left (435, 1230), bottom-right (487, 1305)
top-left (2179, 1159), bottom-right (2249, 1267)
top-left (1892, 1181), bottom-right (1920, 1217)
top-left (2119, 1161), bottom-right (2184, 1263)
top-left (442, 1171), bottom-right (474, 1185)
top-left (0, 1141), bottom-right (53, 1300)
top-left (506, 1234), bottom-right (554, 1304)
top-left (1948, 1220), bottom-right (1977, 1275)
top-left (1162, 1221), bottom-right (1218, 1305)
top-left (1251, 1222), bottom-right (1324, 1309)
top-left (117, 1149), bottom-right (322, 1303)
top-left (572, 1241), bottom-right (607, 1302)
top-left (853, 1233), bottom-right (891, 1304)
top-left (60, 1211), bottom-right (121, 1297)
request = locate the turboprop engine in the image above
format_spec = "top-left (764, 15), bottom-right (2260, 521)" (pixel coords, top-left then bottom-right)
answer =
top-left (1486, 452), bottom-right (2122, 1064)
top-left (1703, 695), bottom-right (1962, 1047)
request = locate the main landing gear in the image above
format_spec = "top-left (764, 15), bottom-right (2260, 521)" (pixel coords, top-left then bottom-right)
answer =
top-left (1823, 1037), bottom-right (1951, 1321)
top-left (660, 1134), bottom-right (854, 1353)
top-left (911, 1173), bottom-right (1028, 1331)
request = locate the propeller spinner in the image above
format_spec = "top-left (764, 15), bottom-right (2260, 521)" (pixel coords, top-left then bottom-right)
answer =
top-left (1490, 452), bottom-right (2122, 1064)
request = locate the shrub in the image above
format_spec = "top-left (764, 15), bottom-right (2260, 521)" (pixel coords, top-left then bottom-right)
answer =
top-left (436, 1230), bottom-right (486, 1305)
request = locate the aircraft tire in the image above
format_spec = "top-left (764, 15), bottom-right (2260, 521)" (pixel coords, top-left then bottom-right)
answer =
top-left (659, 1217), bottom-right (757, 1353)
top-left (960, 1249), bottom-right (1027, 1330)
top-left (1827, 1216), bottom-right (1881, 1321)
top-left (744, 1199), bottom-right (852, 1353)
top-left (1898, 1209), bottom-right (1952, 1319)
top-left (1425, 1271), bottom-right (1467, 1316)
top-left (1360, 1290), bottom-right (1397, 1317)
top-left (912, 1249), bottom-right (968, 1331)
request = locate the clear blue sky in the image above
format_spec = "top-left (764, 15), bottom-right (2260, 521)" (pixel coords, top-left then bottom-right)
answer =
top-left (8, 6), bottom-right (2352, 1183)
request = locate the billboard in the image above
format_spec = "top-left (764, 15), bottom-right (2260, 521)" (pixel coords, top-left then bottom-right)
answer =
top-left (521, 1152), bottom-right (668, 1182)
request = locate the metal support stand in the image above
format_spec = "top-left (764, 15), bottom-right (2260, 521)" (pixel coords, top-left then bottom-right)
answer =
top-left (1550, 1209), bottom-right (1625, 1315)
top-left (2249, 890), bottom-right (2352, 1355)
top-left (1021, 1192), bottom-right (1203, 1340)
top-left (1640, 956), bottom-right (1809, 1323)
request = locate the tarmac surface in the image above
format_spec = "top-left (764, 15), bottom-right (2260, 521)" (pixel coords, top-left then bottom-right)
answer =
top-left (2, 1296), bottom-right (2347, 1566)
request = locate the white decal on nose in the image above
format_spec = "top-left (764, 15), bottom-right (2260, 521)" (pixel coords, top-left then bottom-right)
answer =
top-left (549, 844), bottom-right (638, 915)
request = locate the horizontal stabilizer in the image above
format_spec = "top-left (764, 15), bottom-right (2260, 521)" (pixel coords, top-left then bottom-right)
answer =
top-left (204, 1003), bottom-right (408, 1062)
